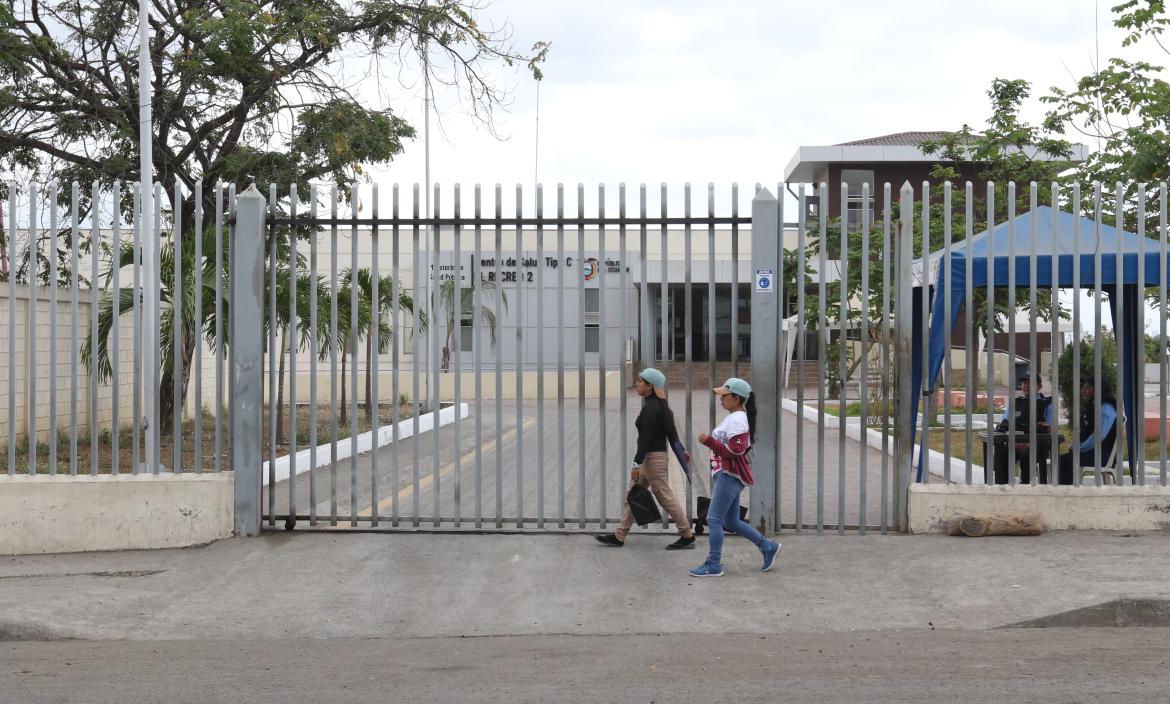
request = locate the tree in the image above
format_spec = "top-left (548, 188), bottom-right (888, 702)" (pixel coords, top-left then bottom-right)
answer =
top-left (1057, 334), bottom-right (1120, 415)
top-left (432, 277), bottom-right (504, 373)
top-left (351, 269), bottom-right (422, 421)
top-left (1044, 0), bottom-right (1170, 315)
top-left (271, 265), bottom-right (337, 445)
top-left (1044, 0), bottom-right (1170, 216)
top-left (2, 0), bottom-right (547, 419)
top-left (330, 267), bottom-right (422, 425)
top-left (79, 226), bottom-right (338, 439)
top-left (809, 79), bottom-right (1076, 397)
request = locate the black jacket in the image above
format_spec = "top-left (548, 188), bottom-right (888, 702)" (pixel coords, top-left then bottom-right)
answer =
top-left (633, 395), bottom-right (680, 465)
top-left (998, 394), bottom-right (1053, 432)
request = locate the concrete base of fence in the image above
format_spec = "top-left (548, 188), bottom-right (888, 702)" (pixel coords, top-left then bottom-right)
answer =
top-left (0, 473), bottom-right (234, 555)
top-left (909, 483), bottom-right (1170, 534)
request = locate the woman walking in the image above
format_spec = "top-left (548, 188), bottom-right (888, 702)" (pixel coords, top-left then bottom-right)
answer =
top-left (689, 378), bottom-right (781, 577)
top-left (596, 368), bottom-right (697, 549)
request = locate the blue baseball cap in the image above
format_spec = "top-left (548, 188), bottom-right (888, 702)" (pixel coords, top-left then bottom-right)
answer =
top-left (714, 377), bottom-right (752, 399)
top-left (639, 368), bottom-right (667, 399)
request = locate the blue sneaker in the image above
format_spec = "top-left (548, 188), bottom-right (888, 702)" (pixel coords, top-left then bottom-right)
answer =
top-left (689, 561), bottom-right (724, 578)
top-left (761, 541), bottom-right (781, 572)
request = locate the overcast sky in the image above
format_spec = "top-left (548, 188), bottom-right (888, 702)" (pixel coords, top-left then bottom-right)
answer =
top-left (362, 0), bottom-right (1155, 215)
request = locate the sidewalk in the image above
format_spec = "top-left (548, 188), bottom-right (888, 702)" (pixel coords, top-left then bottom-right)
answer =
top-left (3, 531), bottom-right (1169, 641)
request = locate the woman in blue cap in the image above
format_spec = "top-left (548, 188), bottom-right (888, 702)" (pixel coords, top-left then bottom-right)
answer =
top-left (596, 368), bottom-right (696, 549)
top-left (689, 377), bottom-right (781, 577)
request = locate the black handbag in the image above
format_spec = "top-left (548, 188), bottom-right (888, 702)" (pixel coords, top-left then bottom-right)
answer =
top-left (626, 484), bottom-right (662, 527)
top-left (692, 495), bottom-right (747, 535)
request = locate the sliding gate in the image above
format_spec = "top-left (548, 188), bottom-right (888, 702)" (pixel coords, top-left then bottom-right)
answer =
top-left (258, 181), bottom-right (904, 533)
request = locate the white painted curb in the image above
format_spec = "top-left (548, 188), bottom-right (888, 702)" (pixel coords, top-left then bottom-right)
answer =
top-left (781, 399), bottom-right (983, 484)
top-left (263, 403), bottom-right (470, 486)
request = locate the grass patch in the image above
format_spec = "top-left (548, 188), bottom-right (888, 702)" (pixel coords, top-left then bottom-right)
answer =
top-left (2, 402), bottom-right (416, 474)
top-left (926, 429), bottom-right (1168, 466)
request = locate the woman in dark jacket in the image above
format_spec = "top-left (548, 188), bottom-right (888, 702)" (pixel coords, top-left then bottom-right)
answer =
top-left (1057, 377), bottom-right (1119, 484)
top-left (596, 368), bottom-right (696, 549)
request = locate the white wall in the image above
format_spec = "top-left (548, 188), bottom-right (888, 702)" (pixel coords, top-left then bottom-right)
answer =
top-left (0, 284), bottom-right (136, 444)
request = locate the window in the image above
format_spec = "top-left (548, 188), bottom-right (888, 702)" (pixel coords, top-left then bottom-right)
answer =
top-left (583, 327), bottom-right (600, 353)
top-left (841, 169), bottom-right (875, 227)
top-left (584, 289), bottom-right (600, 314)
top-left (584, 288), bottom-right (600, 353)
top-left (401, 325), bottom-right (414, 356)
top-left (460, 317), bottom-right (474, 352)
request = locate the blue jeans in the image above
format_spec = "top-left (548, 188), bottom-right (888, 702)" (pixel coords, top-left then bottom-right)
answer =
top-left (706, 472), bottom-right (767, 567)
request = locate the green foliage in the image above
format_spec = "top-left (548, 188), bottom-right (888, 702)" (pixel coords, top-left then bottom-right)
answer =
top-left (1043, 1), bottom-right (1170, 221)
top-left (5, 0), bottom-right (544, 413)
top-left (807, 79), bottom-right (1075, 395)
top-left (432, 277), bottom-right (506, 372)
top-left (2, 0), bottom-right (546, 200)
top-left (1057, 334), bottom-right (1120, 414)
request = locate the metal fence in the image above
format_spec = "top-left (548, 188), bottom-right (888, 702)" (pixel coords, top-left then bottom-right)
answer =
top-left (902, 180), bottom-right (1169, 492)
top-left (3, 180), bottom-right (236, 478)
top-left (3, 178), bottom-right (1168, 537)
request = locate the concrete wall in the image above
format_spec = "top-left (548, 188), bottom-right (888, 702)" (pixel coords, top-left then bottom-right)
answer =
top-left (0, 473), bottom-right (234, 554)
top-left (0, 284), bottom-right (137, 443)
top-left (909, 483), bottom-right (1170, 534)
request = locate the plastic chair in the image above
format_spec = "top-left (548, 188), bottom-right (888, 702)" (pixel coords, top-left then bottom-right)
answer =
top-left (1076, 411), bottom-right (1123, 481)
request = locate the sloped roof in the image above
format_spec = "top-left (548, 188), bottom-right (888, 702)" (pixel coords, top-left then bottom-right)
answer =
top-left (835, 131), bottom-right (958, 147)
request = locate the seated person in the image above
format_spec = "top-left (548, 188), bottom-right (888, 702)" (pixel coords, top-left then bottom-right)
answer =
top-left (1057, 377), bottom-right (1118, 485)
top-left (992, 373), bottom-right (1054, 484)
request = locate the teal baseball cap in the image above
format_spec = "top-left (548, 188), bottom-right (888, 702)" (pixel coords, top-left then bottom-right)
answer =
top-left (639, 368), bottom-right (667, 399)
top-left (714, 377), bottom-right (752, 399)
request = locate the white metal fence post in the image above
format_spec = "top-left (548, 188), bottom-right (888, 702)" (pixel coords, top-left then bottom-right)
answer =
top-left (893, 182), bottom-right (915, 532)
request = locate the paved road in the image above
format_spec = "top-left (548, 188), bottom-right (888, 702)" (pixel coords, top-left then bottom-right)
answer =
top-left (262, 390), bottom-right (892, 531)
top-left (7, 630), bottom-right (1170, 704)
top-left (6, 531), bottom-right (1170, 701)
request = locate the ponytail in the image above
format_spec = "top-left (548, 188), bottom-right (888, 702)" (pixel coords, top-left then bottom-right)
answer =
top-left (743, 392), bottom-right (757, 443)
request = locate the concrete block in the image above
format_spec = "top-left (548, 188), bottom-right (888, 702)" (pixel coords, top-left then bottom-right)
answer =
top-left (0, 473), bottom-right (234, 554)
top-left (909, 483), bottom-right (1170, 534)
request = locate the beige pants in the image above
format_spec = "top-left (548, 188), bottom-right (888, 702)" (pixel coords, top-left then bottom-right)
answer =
top-left (615, 451), bottom-right (694, 540)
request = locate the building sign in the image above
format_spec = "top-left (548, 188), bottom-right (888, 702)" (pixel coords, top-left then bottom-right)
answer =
top-left (431, 252), bottom-right (625, 287)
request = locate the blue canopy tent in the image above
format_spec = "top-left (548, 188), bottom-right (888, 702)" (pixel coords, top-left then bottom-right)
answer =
top-left (911, 206), bottom-right (1168, 481)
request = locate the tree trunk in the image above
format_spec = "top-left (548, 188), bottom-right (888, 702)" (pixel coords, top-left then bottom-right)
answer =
top-left (970, 328), bottom-right (982, 395)
top-left (340, 338), bottom-right (348, 426)
top-left (276, 328), bottom-right (288, 445)
top-left (441, 323), bottom-right (455, 372)
top-left (365, 330), bottom-right (374, 421)
top-left (947, 513), bottom-right (1044, 537)
top-left (159, 319), bottom-right (199, 436)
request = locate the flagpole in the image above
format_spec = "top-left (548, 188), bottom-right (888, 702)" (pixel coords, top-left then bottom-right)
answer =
top-left (139, 0), bottom-right (158, 470)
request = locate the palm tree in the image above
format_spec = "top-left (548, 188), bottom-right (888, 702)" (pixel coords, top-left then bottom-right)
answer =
top-left (433, 278), bottom-right (506, 373)
top-left (271, 267), bottom-right (337, 445)
top-left (336, 268), bottom-right (423, 425)
top-left (350, 269), bottom-right (422, 421)
top-left (82, 219), bottom-right (334, 440)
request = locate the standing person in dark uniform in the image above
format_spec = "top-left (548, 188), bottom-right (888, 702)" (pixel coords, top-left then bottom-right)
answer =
top-left (595, 368), bottom-right (696, 549)
top-left (1057, 377), bottom-right (1119, 485)
top-left (993, 373), bottom-right (1055, 484)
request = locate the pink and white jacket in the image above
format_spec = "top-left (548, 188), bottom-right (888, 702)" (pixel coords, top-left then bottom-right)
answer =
top-left (701, 410), bottom-right (755, 486)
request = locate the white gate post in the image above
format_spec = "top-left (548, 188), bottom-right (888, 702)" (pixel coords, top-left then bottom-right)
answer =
top-left (231, 186), bottom-right (266, 536)
top-left (750, 188), bottom-right (779, 534)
